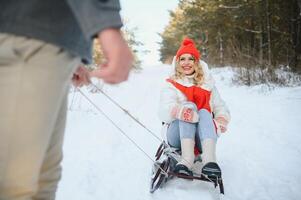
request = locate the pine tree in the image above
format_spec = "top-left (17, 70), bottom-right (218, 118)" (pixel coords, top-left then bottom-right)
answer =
top-left (159, 0), bottom-right (301, 74)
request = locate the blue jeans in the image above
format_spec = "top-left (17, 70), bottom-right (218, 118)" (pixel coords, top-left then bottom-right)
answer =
top-left (167, 108), bottom-right (217, 151)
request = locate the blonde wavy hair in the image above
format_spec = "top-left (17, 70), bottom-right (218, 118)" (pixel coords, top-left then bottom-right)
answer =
top-left (171, 58), bottom-right (205, 86)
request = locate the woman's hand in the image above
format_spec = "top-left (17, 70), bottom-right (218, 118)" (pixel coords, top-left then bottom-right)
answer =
top-left (171, 104), bottom-right (199, 123)
top-left (214, 117), bottom-right (228, 133)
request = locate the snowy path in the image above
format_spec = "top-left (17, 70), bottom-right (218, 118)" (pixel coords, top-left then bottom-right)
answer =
top-left (57, 65), bottom-right (301, 200)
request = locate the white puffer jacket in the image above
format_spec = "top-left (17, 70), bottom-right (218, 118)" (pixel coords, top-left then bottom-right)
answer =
top-left (158, 60), bottom-right (230, 124)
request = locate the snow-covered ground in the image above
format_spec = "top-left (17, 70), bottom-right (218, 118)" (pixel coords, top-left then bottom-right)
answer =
top-left (57, 65), bottom-right (301, 200)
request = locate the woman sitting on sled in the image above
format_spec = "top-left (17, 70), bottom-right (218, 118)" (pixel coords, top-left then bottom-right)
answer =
top-left (158, 37), bottom-right (230, 179)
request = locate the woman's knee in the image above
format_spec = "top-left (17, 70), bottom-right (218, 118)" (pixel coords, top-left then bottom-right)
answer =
top-left (197, 109), bottom-right (217, 141)
top-left (198, 109), bottom-right (211, 118)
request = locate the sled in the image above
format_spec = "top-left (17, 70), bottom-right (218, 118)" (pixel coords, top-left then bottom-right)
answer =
top-left (149, 141), bottom-right (225, 194)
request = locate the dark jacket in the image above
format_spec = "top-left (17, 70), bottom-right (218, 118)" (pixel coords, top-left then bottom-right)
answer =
top-left (0, 0), bottom-right (123, 64)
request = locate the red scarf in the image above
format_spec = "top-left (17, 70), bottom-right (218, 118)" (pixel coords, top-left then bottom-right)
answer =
top-left (166, 79), bottom-right (212, 112)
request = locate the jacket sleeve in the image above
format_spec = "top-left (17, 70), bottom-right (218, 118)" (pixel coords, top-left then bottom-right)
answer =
top-left (211, 86), bottom-right (231, 122)
top-left (158, 83), bottom-right (179, 123)
top-left (67, 0), bottom-right (123, 39)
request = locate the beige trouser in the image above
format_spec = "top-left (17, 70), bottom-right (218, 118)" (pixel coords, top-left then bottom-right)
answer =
top-left (0, 33), bottom-right (80, 200)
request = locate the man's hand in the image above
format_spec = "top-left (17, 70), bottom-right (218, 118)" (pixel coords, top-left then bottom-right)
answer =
top-left (90, 28), bottom-right (133, 84)
top-left (72, 65), bottom-right (91, 87)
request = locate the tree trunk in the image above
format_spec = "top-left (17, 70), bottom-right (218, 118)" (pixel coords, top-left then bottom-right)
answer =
top-left (259, 26), bottom-right (263, 66)
top-left (290, 0), bottom-right (301, 73)
top-left (218, 31), bottom-right (224, 66)
top-left (265, 0), bottom-right (272, 66)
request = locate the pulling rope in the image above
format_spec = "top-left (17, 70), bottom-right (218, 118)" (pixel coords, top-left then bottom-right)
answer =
top-left (76, 84), bottom-right (217, 183)
top-left (76, 88), bottom-right (168, 176)
top-left (90, 83), bottom-right (162, 142)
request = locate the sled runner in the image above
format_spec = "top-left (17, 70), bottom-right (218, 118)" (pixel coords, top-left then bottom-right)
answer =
top-left (149, 141), bottom-right (224, 194)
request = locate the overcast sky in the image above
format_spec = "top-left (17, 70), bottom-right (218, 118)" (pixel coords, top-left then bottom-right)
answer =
top-left (120, 0), bottom-right (179, 66)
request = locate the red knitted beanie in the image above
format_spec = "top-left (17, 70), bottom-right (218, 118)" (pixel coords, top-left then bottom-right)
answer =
top-left (176, 37), bottom-right (200, 61)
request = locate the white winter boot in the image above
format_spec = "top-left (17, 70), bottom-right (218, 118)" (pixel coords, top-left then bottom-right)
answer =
top-left (201, 139), bottom-right (216, 164)
top-left (201, 139), bottom-right (221, 179)
top-left (175, 138), bottom-right (195, 176)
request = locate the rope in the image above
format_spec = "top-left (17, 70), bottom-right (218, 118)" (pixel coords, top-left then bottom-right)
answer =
top-left (69, 87), bottom-right (76, 110)
top-left (77, 88), bottom-right (168, 176)
top-left (75, 84), bottom-right (218, 184)
top-left (90, 83), bottom-right (162, 142)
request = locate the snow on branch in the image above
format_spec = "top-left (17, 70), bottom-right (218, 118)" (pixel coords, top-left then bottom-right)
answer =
top-left (218, 4), bottom-right (243, 9)
top-left (234, 26), bottom-right (262, 34)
